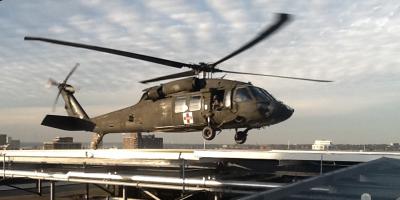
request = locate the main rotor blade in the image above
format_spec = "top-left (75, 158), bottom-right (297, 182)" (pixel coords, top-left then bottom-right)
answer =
top-left (47, 78), bottom-right (59, 87)
top-left (218, 69), bottom-right (333, 82)
top-left (212, 13), bottom-right (292, 67)
top-left (140, 70), bottom-right (197, 84)
top-left (63, 63), bottom-right (79, 84)
top-left (24, 36), bottom-right (189, 69)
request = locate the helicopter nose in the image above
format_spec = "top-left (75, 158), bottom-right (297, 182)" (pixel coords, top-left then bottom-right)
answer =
top-left (274, 102), bottom-right (294, 122)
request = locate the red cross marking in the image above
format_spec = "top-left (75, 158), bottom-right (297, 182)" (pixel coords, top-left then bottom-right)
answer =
top-left (183, 112), bottom-right (193, 124)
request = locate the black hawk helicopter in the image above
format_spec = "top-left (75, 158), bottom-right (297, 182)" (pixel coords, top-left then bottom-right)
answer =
top-left (25, 13), bottom-right (331, 149)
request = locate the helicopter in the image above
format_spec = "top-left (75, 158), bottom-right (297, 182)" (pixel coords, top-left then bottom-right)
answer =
top-left (25, 13), bottom-right (331, 149)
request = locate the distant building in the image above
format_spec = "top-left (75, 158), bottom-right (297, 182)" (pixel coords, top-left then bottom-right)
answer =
top-left (0, 135), bottom-right (20, 150)
top-left (6, 137), bottom-right (20, 150)
top-left (43, 137), bottom-right (82, 150)
top-left (0, 134), bottom-right (6, 146)
top-left (390, 143), bottom-right (399, 147)
top-left (123, 133), bottom-right (141, 149)
top-left (123, 133), bottom-right (163, 149)
top-left (141, 135), bottom-right (163, 149)
top-left (312, 140), bottom-right (333, 151)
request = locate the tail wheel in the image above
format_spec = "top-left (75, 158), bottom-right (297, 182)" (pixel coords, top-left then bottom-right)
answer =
top-left (234, 131), bottom-right (247, 144)
top-left (202, 126), bottom-right (216, 140)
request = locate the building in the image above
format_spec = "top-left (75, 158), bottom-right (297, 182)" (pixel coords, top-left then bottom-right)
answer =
top-left (312, 140), bottom-right (333, 151)
top-left (123, 133), bottom-right (141, 149)
top-left (123, 133), bottom-right (163, 149)
top-left (141, 135), bottom-right (163, 149)
top-left (43, 137), bottom-right (82, 150)
top-left (0, 135), bottom-right (20, 150)
top-left (390, 143), bottom-right (399, 147)
top-left (6, 137), bottom-right (20, 150)
top-left (0, 134), bottom-right (6, 146)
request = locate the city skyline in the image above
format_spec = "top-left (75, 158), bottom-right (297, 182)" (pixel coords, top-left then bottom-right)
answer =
top-left (0, 0), bottom-right (399, 144)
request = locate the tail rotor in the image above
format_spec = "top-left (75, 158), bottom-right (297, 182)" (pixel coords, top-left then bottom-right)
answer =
top-left (47, 63), bottom-right (80, 111)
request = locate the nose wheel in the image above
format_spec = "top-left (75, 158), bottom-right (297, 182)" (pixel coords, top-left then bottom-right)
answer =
top-left (234, 128), bottom-right (250, 144)
top-left (202, 126), bottom-right (216, 140)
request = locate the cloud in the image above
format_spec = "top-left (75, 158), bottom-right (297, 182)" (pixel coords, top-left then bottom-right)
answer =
top-left (48, 25), bottom-right (67, 34)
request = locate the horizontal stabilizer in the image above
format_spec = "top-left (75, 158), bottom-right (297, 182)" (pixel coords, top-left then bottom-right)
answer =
top-left (41, 115), bottom-right (95, 131)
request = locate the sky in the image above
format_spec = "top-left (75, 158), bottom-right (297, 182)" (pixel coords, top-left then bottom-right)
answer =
top-left (0, 0), bottom-right (399, 145)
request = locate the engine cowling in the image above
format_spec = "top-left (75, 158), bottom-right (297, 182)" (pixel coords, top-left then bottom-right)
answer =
top-left (145, 77), bottom-right (206, 100)
top-left (147, 86), bottom-right (163, 100)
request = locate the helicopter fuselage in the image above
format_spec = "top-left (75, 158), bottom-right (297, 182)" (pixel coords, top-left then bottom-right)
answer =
top-left (90, 78), bottom-right (294, 135)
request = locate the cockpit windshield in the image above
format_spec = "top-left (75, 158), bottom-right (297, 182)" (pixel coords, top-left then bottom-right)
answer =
top-left (234, 87), bottom-right (252, 102)
top-left (249, 87), bottom-right (275, 102)
top-left (261, 88), bottom-right (276, 101)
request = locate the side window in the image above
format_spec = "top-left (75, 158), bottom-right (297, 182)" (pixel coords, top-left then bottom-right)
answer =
top-left (234, 87), bottom-right (252, 102)
top-left (189, 96), bottom-right (201, 111)
top-left (224, 90), bottom-right (231, 107)
top-left (174, 97), bottom-right (188, 113)
top-left (128, 114), bottom-right (135, 122)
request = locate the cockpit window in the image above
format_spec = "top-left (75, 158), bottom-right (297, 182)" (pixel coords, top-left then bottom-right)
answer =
top-left (249, 87), bottom-right (267, 101)
top-left (249, 87), bottom-right (274, 102)
top-left (261, 88), bottom-right (276, 101)
top-left (234, 87), bottom-right (252, 102)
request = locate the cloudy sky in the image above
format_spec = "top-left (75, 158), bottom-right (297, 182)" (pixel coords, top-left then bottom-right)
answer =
top-left (0, 0), bottom-right (399, 145)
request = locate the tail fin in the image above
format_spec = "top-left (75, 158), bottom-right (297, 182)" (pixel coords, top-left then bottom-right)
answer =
top-left (41, 115), bottom-right (95, 131)
top-left (60, 88), bottom-right (89, 119)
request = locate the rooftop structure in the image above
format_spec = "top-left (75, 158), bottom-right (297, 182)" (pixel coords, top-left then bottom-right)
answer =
top-left (312, 140), bottom-right (333, 151)
top-left (1, 149), bottom-right (400, 199)
top-left (0, 134), bottom-right (20, 150)
top-left (122, 133), bottom-right (163, 149)
top-left (43, 136), bottom-right (82, 150)
top-left (0, 134), bottom-right (6, 146)
top-left (6, 136), bottom-right (20, 150)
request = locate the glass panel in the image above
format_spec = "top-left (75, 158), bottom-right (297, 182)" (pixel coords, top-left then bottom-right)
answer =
top-left (189, 96), bottom-right (201, 111)
top-left (174, 97), bottom-right (188, 113)
top-left (234, 87), bottom-right (252, 102)
top-left (250, 87), bottom-right (269, 101)
top-left (249, 87), bottom-right (271, 102)
top-left (225, 90), bottom-right (231, 107)
top-left (261, 88), bottom-right (276, 100)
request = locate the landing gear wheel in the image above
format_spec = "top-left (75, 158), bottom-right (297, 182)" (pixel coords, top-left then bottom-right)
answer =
top-left (202, 126), bottom-right (216, 140)
top-left (234, 131), bottom-right (247, 144)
